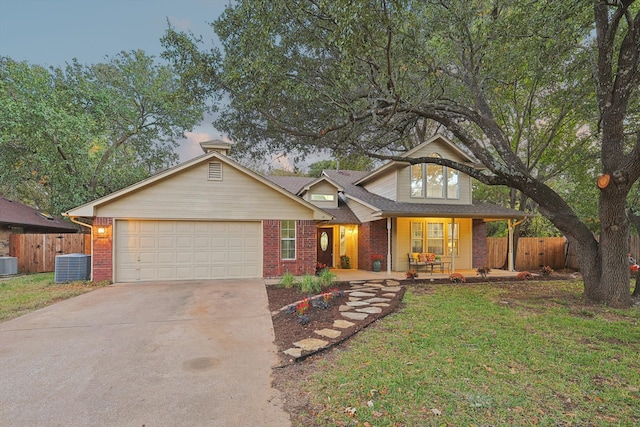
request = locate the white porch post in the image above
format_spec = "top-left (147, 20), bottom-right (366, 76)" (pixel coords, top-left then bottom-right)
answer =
top-left (508, 219), bottom-right (515, 271)
top-left (387, 217), bottom-right (392, 275)
top-left (450, 217), bottom-right (456, 273)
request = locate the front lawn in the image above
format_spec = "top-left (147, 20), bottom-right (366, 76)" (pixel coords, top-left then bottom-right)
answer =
top-left (0, 273), bottom-right (109, 322)
top-left (284, 280), bottom-right (640, 426)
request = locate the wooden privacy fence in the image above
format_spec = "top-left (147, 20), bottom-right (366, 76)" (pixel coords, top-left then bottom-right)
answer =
top-left (487, 235), bottom-right (640, 271)
top-left (486, 237), bottom-right (568, 271)
top-left (9, 233), bottom-right (91, 274)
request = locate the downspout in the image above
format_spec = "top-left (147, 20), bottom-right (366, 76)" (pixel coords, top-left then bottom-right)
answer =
top-left (508, 217), bottom-right (527, 271)
top-left (386, 217), bottom-right (392, 276)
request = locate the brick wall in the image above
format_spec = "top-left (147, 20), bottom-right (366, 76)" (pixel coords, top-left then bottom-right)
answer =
top-left (92, 217), bottom-right (113, 282)
top-left (263, 220), bottom-right (317, 277)
top-left (358, 219), bottom-right (389, 270)
top-left (472, 219), bottom-right (487, 268)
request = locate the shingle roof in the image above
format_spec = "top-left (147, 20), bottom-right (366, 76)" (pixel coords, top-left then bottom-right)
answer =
top-left (0, 197), bottom-right (79, 231)
top-left (264, 176), bottom-right (316, 194)
top-left (323, 170), bottom-right (527, 219)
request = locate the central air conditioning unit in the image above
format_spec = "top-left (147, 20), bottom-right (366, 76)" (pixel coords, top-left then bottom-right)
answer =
top-left (54, 254), bottom-right (91, 283)
top-left (0, 257), bottom-right (18, 276)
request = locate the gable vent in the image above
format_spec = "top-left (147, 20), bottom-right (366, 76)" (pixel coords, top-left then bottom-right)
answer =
top-left (208, 162), bottom-right (223, 181)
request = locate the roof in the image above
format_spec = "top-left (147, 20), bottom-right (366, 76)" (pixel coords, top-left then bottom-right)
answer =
top-left (323, 170), bottom-right (527, 219)
top-left (0, 197), bottom-right (79, 232)
top-left (65, 152), bottom-right (333, 221)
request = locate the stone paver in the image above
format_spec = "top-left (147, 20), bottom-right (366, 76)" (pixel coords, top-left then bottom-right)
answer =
top-left (349, 297), bottom-right (362, 301)
top-left (283, 348), bottom-right (302, 358)
top-left (339, 305), bottom-right (353, 311)
top-left (381, 286), bottom-right (402, 292)
top-left (346, 301), bottom-right (370, 307)
top-left (363, 297), bottom-right (391, 303)
top-left (349, 291), bottom-right (377, 297)
top-left (382, 293), bottom-right (397, 298)
top-left (333, 319), bottom-right (355, 329)
top-left (341, 312), bottom-right (369, 321)
top-left (356, 306), bottom-right (383, 314)
top-left (373, 303), bottom-right (390, 307)
top-left (315, 329), bottom-right (342, 339)
top-left (293, 338), bottom-right (329, 351)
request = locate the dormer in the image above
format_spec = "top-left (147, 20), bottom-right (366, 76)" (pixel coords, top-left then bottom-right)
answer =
top-left (354, 134), bottom-right (482, 205)
top-left (298, 177), bottom-right (343, 209)
top-left (200, 139), bottom-right (232, 156)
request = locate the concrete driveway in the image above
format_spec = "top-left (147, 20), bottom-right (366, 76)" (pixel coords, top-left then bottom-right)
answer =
top-left (0, 280), bottom-right (290, 426)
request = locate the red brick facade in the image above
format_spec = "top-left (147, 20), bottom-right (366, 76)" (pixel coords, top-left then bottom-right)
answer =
top-left (472, 219), bottom-right (488, 268)
top-left (92, 217), bottom-right (113, 282)
top-left (263, 220), bottom-right (317, 277)
top-left (357, 219), bottom-right (389, 271)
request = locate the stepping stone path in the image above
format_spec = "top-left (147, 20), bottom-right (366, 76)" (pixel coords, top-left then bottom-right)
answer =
top-left (282, 279), bottom-right (403, 359)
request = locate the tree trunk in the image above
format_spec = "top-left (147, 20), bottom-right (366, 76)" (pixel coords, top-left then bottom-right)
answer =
top-left (584, 188), bottom-right (632, 307)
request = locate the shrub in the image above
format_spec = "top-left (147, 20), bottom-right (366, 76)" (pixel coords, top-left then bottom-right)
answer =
top-left (405, 270), bottom-right (419, 279)
top-left (299, 273), bottom-right (321, 294)
top-left (516, 271), bottom-right (533, 280)
top-left (476, 266), bottom-right (491, 279)
top-left (449, 273), bottom-right (466, 283)
top-left (540, 265), bottom-right (554, 276)
top-left (317, 267), bottom-right (336, 288)
top-left (278, 271), bottom-right (297, 289)
top-left (315, 262), bottom-right (328, 276)
top-left (340, 255), bottom-right (351, 269)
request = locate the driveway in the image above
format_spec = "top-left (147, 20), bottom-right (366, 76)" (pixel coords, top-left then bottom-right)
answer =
top-left (0, 280), bottom-right (290, 426)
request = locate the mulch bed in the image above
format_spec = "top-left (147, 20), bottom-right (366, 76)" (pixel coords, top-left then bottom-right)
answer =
top-left (267, 280), bottom-right (406, 366)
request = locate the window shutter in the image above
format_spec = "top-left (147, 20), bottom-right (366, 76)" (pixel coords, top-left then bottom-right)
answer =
top-left (208, 162), bottom-right (222, 181)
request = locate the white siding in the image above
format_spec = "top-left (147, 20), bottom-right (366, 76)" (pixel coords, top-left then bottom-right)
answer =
top-left (362, 172), bottom-right (397, 200)
top-left (305, 181), bottom-right (339, 209)
top-left (96, 162), bottom-right (315, 220)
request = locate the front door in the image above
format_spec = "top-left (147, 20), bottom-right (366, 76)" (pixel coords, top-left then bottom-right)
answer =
top-left (317, 228), bottom-right (333, 267)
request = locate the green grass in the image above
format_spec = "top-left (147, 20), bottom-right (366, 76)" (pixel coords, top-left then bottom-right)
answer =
top-left (0, 273), bottom-right (109, 322)
top-left (294, 281), bottom-right (640, 426)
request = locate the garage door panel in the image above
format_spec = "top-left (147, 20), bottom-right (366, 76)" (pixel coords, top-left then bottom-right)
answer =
top-left (116, 220), bottom-right (262, 282)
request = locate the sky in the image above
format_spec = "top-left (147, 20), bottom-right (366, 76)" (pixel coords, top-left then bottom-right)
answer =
top-left (0, 0), bottom-right (232, 162)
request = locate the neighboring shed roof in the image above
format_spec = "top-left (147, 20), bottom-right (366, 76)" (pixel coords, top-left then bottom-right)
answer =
top-left (0, 197), bottom-right (78, 232)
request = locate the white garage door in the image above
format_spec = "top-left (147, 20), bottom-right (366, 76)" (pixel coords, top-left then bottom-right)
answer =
top-left (115, 220), bottom-right (262, 282)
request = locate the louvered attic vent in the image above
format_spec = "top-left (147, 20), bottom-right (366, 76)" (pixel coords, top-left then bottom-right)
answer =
top-left (208, 162), bottom-right (222, 181)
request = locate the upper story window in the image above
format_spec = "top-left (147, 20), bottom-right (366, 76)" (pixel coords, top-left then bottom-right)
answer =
top-left (310, 194), bottom-right (335, 202)
top-left (410, 153), bottom-right (459, 200)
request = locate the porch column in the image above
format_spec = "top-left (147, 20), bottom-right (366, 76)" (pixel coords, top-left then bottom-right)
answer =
top-left (386, 217), bottom-right (392, 275)
top-left (450, 217), bottom-right (456, 273)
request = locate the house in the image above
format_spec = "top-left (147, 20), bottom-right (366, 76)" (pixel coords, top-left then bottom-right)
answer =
top-left (0, 196), bottom-right (79, 256)
top-left (64, 136), bottom-right (526, 283)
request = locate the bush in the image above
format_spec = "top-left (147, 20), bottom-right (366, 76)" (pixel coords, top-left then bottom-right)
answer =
top-left (299, 273), bottom-right (321, 294)
top-left (317, 267), bottom-right (336, 288)
top-left (476, 266), bottom-right (491, 279)
top-left (278, 271), bottom-right (297, 289)
top-left (449, 273), bottom-right (466, 283)
top-left (540, 266), bottom-right (554, 276)
top-left (517, 271), bottom-right (533, 280)
top-left (405, 270), bottom-right (419, 279)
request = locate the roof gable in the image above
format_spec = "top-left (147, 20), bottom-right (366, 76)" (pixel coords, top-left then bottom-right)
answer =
top-left (65, 153), bottom-right (332, 221)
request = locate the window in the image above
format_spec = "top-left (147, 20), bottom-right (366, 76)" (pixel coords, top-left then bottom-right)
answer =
top-left (280, 220), bottom-right (296, 259)
top-left (310, 194), bottom-right (335, 201)
top-left (427, 223), bottom-right (444, 254)
top-left (410, 164), bottom-right (423, 198)
top-left (409, 153), bottom-right (460, 200)
top-left (410, 222), bottom-right (424, 253)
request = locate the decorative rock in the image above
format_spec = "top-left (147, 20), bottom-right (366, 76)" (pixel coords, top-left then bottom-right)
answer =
top-left (381, 286), bottom-right (402, 292)
top-left (349, 291), bottom-right (377, 297)
top-left (346, 301), bottom-right (370, 307)
top-left (333, 319), bottom-right (355, 329)
top-left (386, 280), bottom-right (400, 286)
top-left (341, 312), bottom-right (370, 320)
top-left (315, 328), bottom-right (342, 339)
top-left (363, 297), bottom-right (391, 303)
top-left (356, 306), bottom-right (383, 314)
top-left (293, 338), bottom-right (329, 351)
top-left (283, 348), bottom-right (303, 358)
top-left (339, 305), bottom-right (354, 311)
top-left (382, 293), bottom-right (397, 298)
top-left (373, 303), bottom-right (390, 307)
